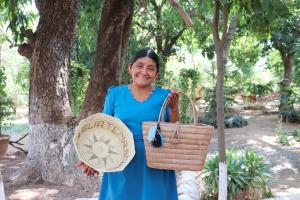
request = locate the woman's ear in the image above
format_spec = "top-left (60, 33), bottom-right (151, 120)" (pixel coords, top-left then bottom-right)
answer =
top-left (128, 64), bottom-right (132, 75)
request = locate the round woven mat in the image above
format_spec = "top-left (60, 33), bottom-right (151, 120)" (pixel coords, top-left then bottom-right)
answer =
top-left (73, 113), bottom-right (135, 172)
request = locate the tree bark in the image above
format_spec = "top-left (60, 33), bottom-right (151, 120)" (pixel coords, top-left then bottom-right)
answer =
top-left (279, 51), bottom-right (294, 114)
top-left (11, 0), bottom-right (98, 188)
top-left (80, 0), bottom-right (134, 119)
top-left (280, 53), bottom-right (293, 87)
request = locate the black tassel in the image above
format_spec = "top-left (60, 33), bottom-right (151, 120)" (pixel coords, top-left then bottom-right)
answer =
top-left (151, 125), bottom-right (163, 147)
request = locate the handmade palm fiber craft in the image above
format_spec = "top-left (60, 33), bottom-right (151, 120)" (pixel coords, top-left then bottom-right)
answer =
top-left (73, 113), bottom-right (135, 172)
top-left (143, 91), bottom-right (213, 171)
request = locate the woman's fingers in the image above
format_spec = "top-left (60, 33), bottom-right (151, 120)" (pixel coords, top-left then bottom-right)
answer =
top-left (75, 161), bottom-right (99, 176)
top-left (168, 89), bottom-right (179, 110)
top-left (85, 165), bottom-right (99, 176)
top-left (75, 161), bottom-right (86, 168)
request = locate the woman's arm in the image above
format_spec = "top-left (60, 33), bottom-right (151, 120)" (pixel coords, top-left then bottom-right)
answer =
top-left (170, 109), bottom-right (180, 122)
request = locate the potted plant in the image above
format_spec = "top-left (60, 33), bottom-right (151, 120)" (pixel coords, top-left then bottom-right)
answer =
top-left (0, 67), bottom-right (14, 157)
top-left (200, 149), bottom-right (272, 200)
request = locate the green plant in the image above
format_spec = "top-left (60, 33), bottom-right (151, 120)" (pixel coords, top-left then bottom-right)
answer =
top-left (245, 82), bottom-right (274, 97)
top-left (276, 120), bottom-right (292, 146)
top-left (198, 115), bottom-right (248, 128)
top-left (279, 110), bottom-right (300, 123)
top-left (277, 132), bottom-right (292, 146)
top-left (203, 85), bottom-right (239, 118)
top-left (0, 67), bottom-right (14, 135)
top-left (201, 149), bottom-right (272, 200)
top-left (279, 84), bottom-right (300, 116)
top-left (177, 68), bottom-right (200, 123)
top-left (70, 61), bottom-right (90, 116)
top-left (292, 129), bottom-right (300, 142)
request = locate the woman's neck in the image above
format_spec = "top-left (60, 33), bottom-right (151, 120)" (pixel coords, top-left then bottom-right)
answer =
top-left (130, 83), bottom-right (153, 94)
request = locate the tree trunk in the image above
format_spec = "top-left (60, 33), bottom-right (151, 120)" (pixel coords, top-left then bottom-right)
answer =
top-left (279, 52), bottom-right (294, 114)
top-left (80, 0), bottom-right (134, 119)
top-left (12, 0), bottom-right (98, 188)
top-left (212, 1), bottom-right (238, 199)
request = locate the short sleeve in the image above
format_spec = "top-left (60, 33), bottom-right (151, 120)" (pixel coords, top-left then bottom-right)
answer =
top-left (102, 86), bottom-right (115, 116)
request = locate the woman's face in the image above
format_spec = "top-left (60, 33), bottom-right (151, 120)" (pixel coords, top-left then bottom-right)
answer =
top-left (128, 56), bottom-right (158, 88)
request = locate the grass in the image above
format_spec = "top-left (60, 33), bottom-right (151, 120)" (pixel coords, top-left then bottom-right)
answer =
top-left (2, 117), bottom-right (29, 136)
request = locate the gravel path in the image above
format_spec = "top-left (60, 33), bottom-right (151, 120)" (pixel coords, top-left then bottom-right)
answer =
top-left (207, 114), bottom-right (300, 199)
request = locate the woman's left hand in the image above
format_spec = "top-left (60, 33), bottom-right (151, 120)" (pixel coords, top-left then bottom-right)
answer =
top-left (168, 89), bottom-right (179, 111)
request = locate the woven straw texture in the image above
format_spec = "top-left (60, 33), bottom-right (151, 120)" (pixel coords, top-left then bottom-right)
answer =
top-left (142, 92), bottom-right (213, 171)
top-left (73, 113), bottom-right (135, 172)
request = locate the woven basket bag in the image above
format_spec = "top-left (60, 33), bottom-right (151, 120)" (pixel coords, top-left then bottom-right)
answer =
top-left (142, 91), bottom-right (213, 171)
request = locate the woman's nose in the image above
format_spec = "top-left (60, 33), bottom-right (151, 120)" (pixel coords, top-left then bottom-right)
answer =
top-left (141, 67), bottom-right (148, 74)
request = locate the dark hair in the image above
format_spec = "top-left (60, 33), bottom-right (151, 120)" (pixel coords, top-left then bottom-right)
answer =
top-left (131, 48), bottom-right (160, 71)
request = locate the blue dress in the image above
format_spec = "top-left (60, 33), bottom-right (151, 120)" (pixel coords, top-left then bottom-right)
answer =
top-left (99, 85), bottom-right (178, 200)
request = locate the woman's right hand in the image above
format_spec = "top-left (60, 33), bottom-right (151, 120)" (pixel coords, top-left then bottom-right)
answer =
top-left (75, 161), bottom-right (99, 176)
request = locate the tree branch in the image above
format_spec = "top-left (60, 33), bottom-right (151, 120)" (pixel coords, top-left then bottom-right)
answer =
top-left (212, 0), bottom-right (221, 46)
top-left (149, 0), bottom-right (159, 10)
top-left (135, 21), bottom-right (156, 37)
top-left (17, 29), bottom-right (36, 59)
top-left (155, 33), bottom-right (163, 53)
top-left (221, 3), bottom-right (229, 45)
top-left (168, 0), bottom-right (194, 27)
top-left (159, 0), bottom-right (168, 9)
top-left (18, 43), bottom-right (33, 59)
top-left (164, 28), bottom-right (186, 55)
top-left (223, 14), bottom-right (239, 63)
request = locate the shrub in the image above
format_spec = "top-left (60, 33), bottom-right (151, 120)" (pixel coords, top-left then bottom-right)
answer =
top-left (198, 115), bottom-right (248, 128)
top-left (292, 129), bottom-right (300, 142)
top-left (279, 110), bottom-right (300, 123)
top-left (0, 67), bottom-right (14, 135)
top-left (276, 120), bottom-right (293, 146)
top-left (201, 150), bottom-right (272, 200)
top-left (277, 132), bottom-right (292, 146)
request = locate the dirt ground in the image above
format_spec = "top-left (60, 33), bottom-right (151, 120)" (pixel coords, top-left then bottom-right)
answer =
top-left (1, 112), bottom-right (300, 200)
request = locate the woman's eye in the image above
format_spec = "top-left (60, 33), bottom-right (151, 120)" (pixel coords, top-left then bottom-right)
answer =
top-left (148, 68), bottom-right (155, 71)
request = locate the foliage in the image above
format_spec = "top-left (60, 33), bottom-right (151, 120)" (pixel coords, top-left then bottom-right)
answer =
top-left (71, 0), bottom-right (103, 69)
top-left (1, 45), bottom-right (29, 108)
top-left (270, 15), bottom-right (300, 57)
top-left (130, 0), bottom-right (208, 83)
top-left (0, 0), bottom-right (37, 44)
top-left (199, 115), bottom-right (248, 128)
top-left (292, 129), bottom-right (300, 142)
top-left (279, 84), bottom-right (300, 119)
top-left (15, 62), bottom-right (30, 93)
top-left (177, 68), bottom-right (200, 123)
top-left (0, 67), bottom-right (14, 135)
top-left (70, 61), bottom-right (90, 116)
top-left (266, 49), bottom-right (283, 79)
top-left (201, 149), bottom-right (272, 200)
top-left (203, 85), bottom-right (239, 118)
top-left (277, 132), bottom-right (292, 146)
top-left (279, 110), bottom-right (300, 123)
top-left (245, 81), bottom-right (274, 97)
top-left (69, 0), bottom-right (103, 114)
top-left (276, 120), bottom-right (292, 146)
top-left (230, 35), bottom-right (261, 77)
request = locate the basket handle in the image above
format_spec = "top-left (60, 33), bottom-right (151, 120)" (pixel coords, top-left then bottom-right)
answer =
top-left (158, 91), bottom-right (198, 126)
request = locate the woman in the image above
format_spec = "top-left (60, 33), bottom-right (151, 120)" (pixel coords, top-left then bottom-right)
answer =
top-left (77, 48), bottom-right (180, 200)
